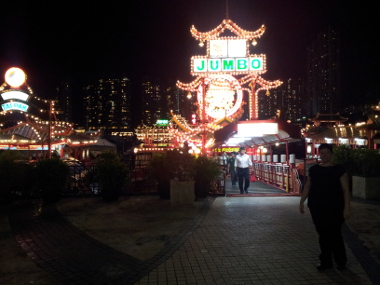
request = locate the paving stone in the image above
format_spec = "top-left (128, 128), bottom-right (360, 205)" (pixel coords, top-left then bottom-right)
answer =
top-left (7, 180), bottom-right (380, 284)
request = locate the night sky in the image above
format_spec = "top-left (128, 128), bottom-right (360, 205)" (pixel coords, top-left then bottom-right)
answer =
top-left (0, 0), bottom-right (379, 107)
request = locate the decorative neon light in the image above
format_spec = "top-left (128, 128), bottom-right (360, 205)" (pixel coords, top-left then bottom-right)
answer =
top-left (5, 67), bottom-right (26, 88)
top-left (2, 102), bottom-right (29, 112)
top-left (1, 90), bottom-right (29, 101)
top-left (197, 75), bottom-right (243, 119)
top-left (191, 20), bottom-right (266, 42)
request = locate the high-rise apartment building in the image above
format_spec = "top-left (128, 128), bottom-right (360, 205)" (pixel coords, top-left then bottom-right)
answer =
top-left (83, 76), bottom-right (131, 132)
top-left (55, 81), bottom-right (72, 122)
top-left (306, 26), bottom-right (340, 116)
top-left (139, 79), bottom-right (192, 126)
top-left (257, 89), bottom-right (278, 120)
top-left (258, 78), bottom-right (306, 124)
top-left (280, 78), bottom-right (307, 122)
top-left (171, 87), bottom-right (195, 123)
top-left (140, 81), bottom-right (163, 125)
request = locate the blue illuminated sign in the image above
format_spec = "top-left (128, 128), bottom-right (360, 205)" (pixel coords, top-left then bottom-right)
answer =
top-left (1, 102), bottom-right (29, 112)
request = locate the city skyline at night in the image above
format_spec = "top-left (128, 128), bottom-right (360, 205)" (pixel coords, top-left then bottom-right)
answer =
top-left (0, 0), bottom-right (378, 111)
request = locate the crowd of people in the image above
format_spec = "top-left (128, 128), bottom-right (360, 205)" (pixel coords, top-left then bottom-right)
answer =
top-left (215, 147), bottom-right (253, 194)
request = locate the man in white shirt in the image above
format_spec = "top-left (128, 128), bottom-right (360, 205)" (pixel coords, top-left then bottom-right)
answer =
top-left (234, 147), bottom-right (253, 194)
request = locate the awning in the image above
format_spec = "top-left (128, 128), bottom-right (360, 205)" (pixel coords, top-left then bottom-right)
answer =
top-left (214, 120), bottom-right (301, 148)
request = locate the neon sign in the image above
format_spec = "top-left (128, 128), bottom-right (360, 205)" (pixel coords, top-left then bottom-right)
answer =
top-left (2, 102), bottom-right (29, 112)
top-left (214, 147), bottom-right (240, 153)
top-left (192, 56), bottom-right (264, 74)
top-left (156, 119), bottom-right (169, 126)
top-left (1, 90), bottom-right (29, 101)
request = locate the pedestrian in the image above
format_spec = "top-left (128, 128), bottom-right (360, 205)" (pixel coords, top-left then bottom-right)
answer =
top-left (299, 143), bottom-right (351, 271)
top-left (228, 152), bottom-right (238, 186)
top-left (218, 151), bottom-right (228, 174)
top-left (234, 147), bottom-right (253, 194)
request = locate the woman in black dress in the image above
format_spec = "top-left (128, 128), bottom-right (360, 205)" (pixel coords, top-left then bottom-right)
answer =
top-left (299, 143), bottom-right (351, 270)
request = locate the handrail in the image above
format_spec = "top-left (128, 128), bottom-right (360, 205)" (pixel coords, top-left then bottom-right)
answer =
top-left (252, 162), bottom-right (302, 193)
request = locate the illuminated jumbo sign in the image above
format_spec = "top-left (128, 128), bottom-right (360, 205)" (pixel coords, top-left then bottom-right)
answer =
top-left (1, 90), bottom-right (29, 101)
top-left (191, 39), bottom-right (266, 75)
top-left (192, 56), bottom-right (265, 74)
top-left (2, 102), bottom-right (29, 112)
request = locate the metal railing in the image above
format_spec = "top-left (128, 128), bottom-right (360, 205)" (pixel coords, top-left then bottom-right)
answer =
top-left (252, 162), bottom-right (302, 193)
top-left (63, 159), bottom-right (226, 197)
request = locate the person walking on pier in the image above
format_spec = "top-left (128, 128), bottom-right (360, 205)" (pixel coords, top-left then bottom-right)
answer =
top-left (299, 143), bottom-right (351, 271)
top-left (228, 152), bottom-right (238, 186)
top-left (234, 147), bottom-right (252, 194)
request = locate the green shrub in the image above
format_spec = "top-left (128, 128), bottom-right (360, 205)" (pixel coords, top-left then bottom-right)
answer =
top-left (333, 145), bottom-right (380, 177)
top-left (0, 151), bottom-right (27, 205)
top-left (332, 145), bottom-right (357, 175)
top-left (194, 156), bottom-right (221, 198)
top-left (354, 148), bottom-right (380, 177)
top-left (96, 151), bottom-right (129, 201)
top-left (35, 158), bottom-right (70, 203)
top-left (147, 150), bottom-right (196, 199)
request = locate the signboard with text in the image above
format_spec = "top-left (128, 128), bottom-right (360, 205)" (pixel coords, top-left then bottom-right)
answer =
top-left (2, 102), bottom-right (29, 112)
top-left (192, 56), bottom-right (265, 75)
top-left (191, 38), bottom-right (266, 75)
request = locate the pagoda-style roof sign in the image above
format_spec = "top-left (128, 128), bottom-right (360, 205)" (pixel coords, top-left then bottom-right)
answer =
top-left (174, 18), bottom-right (282, 153)
top-left (191, 19), bottom-right (266, 42)
top-left (309, 113), bottom-right (348, 123)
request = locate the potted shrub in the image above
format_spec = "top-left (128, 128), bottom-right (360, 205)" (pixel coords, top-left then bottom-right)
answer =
top-left (147, 150), bottom-right (196, 203)
top-left (167, 150), bottom-right (196, 205)
top-left (96, 151), bottom-right (129, 201)
top-left (147, 153), bottom-right (174, 199)
top-left (350, 148), bottom-right (380, 200)
top-left (194, 156), bottom-right (221, 198)
top-left (332, 145), bottom-right (358, 176)
top-left (0, 150), bottom-right (29, 205)
top-left (333, 145), bottom-right (380, 200)
top-left (35, 158), bottom-right (70, 203)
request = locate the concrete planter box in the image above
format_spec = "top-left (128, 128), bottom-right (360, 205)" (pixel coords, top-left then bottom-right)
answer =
top-left (352, 176), bottom-right (380, 200)
top-left (170, 180), bottom-right (195, 205)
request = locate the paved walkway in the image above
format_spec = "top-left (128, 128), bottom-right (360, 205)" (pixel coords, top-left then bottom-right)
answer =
top-left (8, 181), bottom-right (380, 284)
